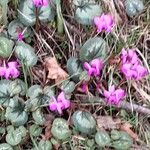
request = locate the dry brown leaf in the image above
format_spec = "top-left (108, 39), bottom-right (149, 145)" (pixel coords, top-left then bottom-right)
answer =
top-left (120, 122), bottom-right (138, 140)
top-left (45, 57), bottom-right (69, 84)
top-left (96, 116), bottom-right (121, 130)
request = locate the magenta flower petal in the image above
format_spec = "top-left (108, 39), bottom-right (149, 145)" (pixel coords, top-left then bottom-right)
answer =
top-left (84, 62), bottom-right (96, 76)
top-left (33, 0), bottom-right (48, 7)
top-left (0, 67), bottom-right (6, 76)
top-left (57, 92), bottom-right (70, 109)
top-left (91, 58), bottom-right (103, 76)
top-left (94, 13), bottom-right (113, 33)
top-left (103, 85), bottom-right (125, 105)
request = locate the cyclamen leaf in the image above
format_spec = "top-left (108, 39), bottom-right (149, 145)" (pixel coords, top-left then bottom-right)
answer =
top-left (5, 98), bottom-right (28, 126)
top-left (6, 126), bottom-right (27, 146)
top-left (29, 124), bottom-right (42, 137)
top-left (0, 37), bottom-right (14, 58)
top-left (74, 0), bottom-right (102, 25)
top-left (8, 20), bottom-right (31, 40)
top-left (79, 37), bottom-right (108, 62)
top-left (0, 143), bottom-right (13, 150)
top-left (32, 108), bottom-right (45, 125)
top-left (18, 0), bottom-right (55, 26)
top-left (38, 140), bottom-right (52, 150)
top-left (15, 41), bottom-right (38, 67)
top-left (0, 0), bottom-right (8, 25)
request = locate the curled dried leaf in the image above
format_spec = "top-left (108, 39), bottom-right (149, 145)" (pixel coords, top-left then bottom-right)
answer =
top-left (44, 57), bottom-right (69, 84)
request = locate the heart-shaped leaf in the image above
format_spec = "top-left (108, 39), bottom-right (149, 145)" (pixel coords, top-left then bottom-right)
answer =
top-left (79, 37), bottom-right (108, 62)
top-left (38, 140), bottom-right (52, 150)
top-left (8, 20), bottom-right (31, 40)
top-left (32, 108), bottom-right (45, 125)
top-left (72, 110), bottom-right (96, 135)
top-left (15, 41), bottom-right (38, 67)
top-left (29, 124), bottom-right (42, 137)
top-left (0, 143), bottom-right (13, 150)
top-left (18, 0), bottom-right (55, 26)
top-left (67, 57), bottom-right (84, 82)
top-left (5, 97), bottom-right (28, 126)
top-left (0, 80), bottom-right (11, 107)
top-left (0, 0), bottom-right (8, 25)
top-left (0, 37), bottom-right (14, 58)
top-left (6, 125), bottom-right (27, 146)
top-left (73, 0), bottom-right (102, 25)
top-left (125, 0), bottom-right (144, 17)
top-left (26, 85), bottom-right (55, 110)
top-left (60, 80), bottom-right (75, 94)
top-left (8, 79), bottom-right (26, 97)
top-left (51, 118), bottom-right (71, 141)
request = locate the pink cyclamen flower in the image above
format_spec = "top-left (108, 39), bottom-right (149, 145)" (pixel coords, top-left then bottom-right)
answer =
top-left (33, 0), bottom-right (49, 7)
top-left (103, 85), bottom-right (125, 105)
top-left (84, 58), bottom-right (103, 77)
top-left (94, 13), bottom-right (113, 33)
top-left (80, 82), bottom-right (88, 93)
top-left (17, 32), bottom-right (24, 41)
top-left (0, 61), bottom-right (20, 79)
top-left (49, 92), bottom-right (70, 114)
top-left (121, 48), bottom-right (148, 80)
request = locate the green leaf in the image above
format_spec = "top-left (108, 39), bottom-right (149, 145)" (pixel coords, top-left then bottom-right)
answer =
top-left (26, 85), bottom-right (55, 110)
top-left (18, 0), bottom-right (55, 26)
top-left (0, 80), bottom-right (11, 107)
top-left (95, 131), bottom-right (111, 147)
top-left (80, 37), bottom-right (108, 62)
top-left (0, 143), bottom-right (13, 150)
top-left (0, 37), bottom-right (14, 58)
top-left (8, 20), bottom-right (31, 40)
top-left (60, 80), bottom-right (75, 94)
top-left (72, 110), bottom-right (96, 135)
top-left (0, 0), bottom-right (8, 25)
top-left (51, 118), bottom-right (71, 141)
top-left (74, 0), bottom-right (102, 25)
top-left (5, 97), bottom-right (28, 126)
top-left (111, 130), bottom-right (133, 150)
top-left (8, 79), bottom-right (26, 97)
top-left (125, 0), bottom-right (144, 17)
top-left (67, 57), bottom-right (83, 82)
top-left (15, 41), bottom-right (38, 67)
top-left (29, 124), bottom-right (42, 137)
top-left (32, 108), bottom-right (45, 125)
top-left (6, 126), bottom-right (27, 146)
top-left (38, 140), bottom-right (52, 150)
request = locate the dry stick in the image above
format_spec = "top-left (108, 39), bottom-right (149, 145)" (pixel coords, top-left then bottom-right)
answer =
top-left (117, 101), bottom-right (150, 115)
top-left (76, 95), bottom-right (150, 115)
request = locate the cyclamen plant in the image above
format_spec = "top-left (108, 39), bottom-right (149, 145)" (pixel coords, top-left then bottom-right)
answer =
top-left (94, 13), bottom-right (114, 33)
top-left (84, 58), bottom-right (103, 77)
top-left (121, 48), bottom-right (148, 80)
top-left (49, 92), bottom-right (70, 114)
top-left (0, 61), bottom-right (20, 79)
top-left (103, 85), bottom-right (126, 105)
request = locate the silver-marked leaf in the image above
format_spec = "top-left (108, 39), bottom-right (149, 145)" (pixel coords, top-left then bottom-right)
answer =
top-left (125, 0), bottom-right (144, 17)
top-left (6, 126), bottom-right (27, 146)
top-left (0, 143), bottom-right (13, 150)
top-left (80, 37), bottom-right (108, 62)
top-left (67, 57), bottom-right (83, 82)
top-left (15, 41), bottom-right (38, 67)
top-left (74, 0), bottom-right (102, 25)
top-left (0, 37), bottom-right (14, 58)
top-left (60, 80), bottom-right (75, 94)
top-left (5, 98), bottom-right (28, 126)
top-left (38, 140), bottom-right (52, 150)
top-left (8, 20), bottom-right (31, 39)
top-left (51, 118), bottom-right (71, 141)
top-left (32, 108), bottom-right (45, 125)
top-left (0, 80), bottom-right (11, 107)
top-left (29, 124), bottom-right (42, 137)
top-left (18, 0), bottom-right (55, 26)
top-left (9, 79), bottom-right (26, 96)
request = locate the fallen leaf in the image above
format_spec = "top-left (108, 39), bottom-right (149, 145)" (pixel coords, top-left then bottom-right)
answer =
top-left (120, 122), bottom-right (138, 140)
top-left (96, 116), bottom-right (121, 130)
top-left (44, 57), bottom-right (69, 84)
